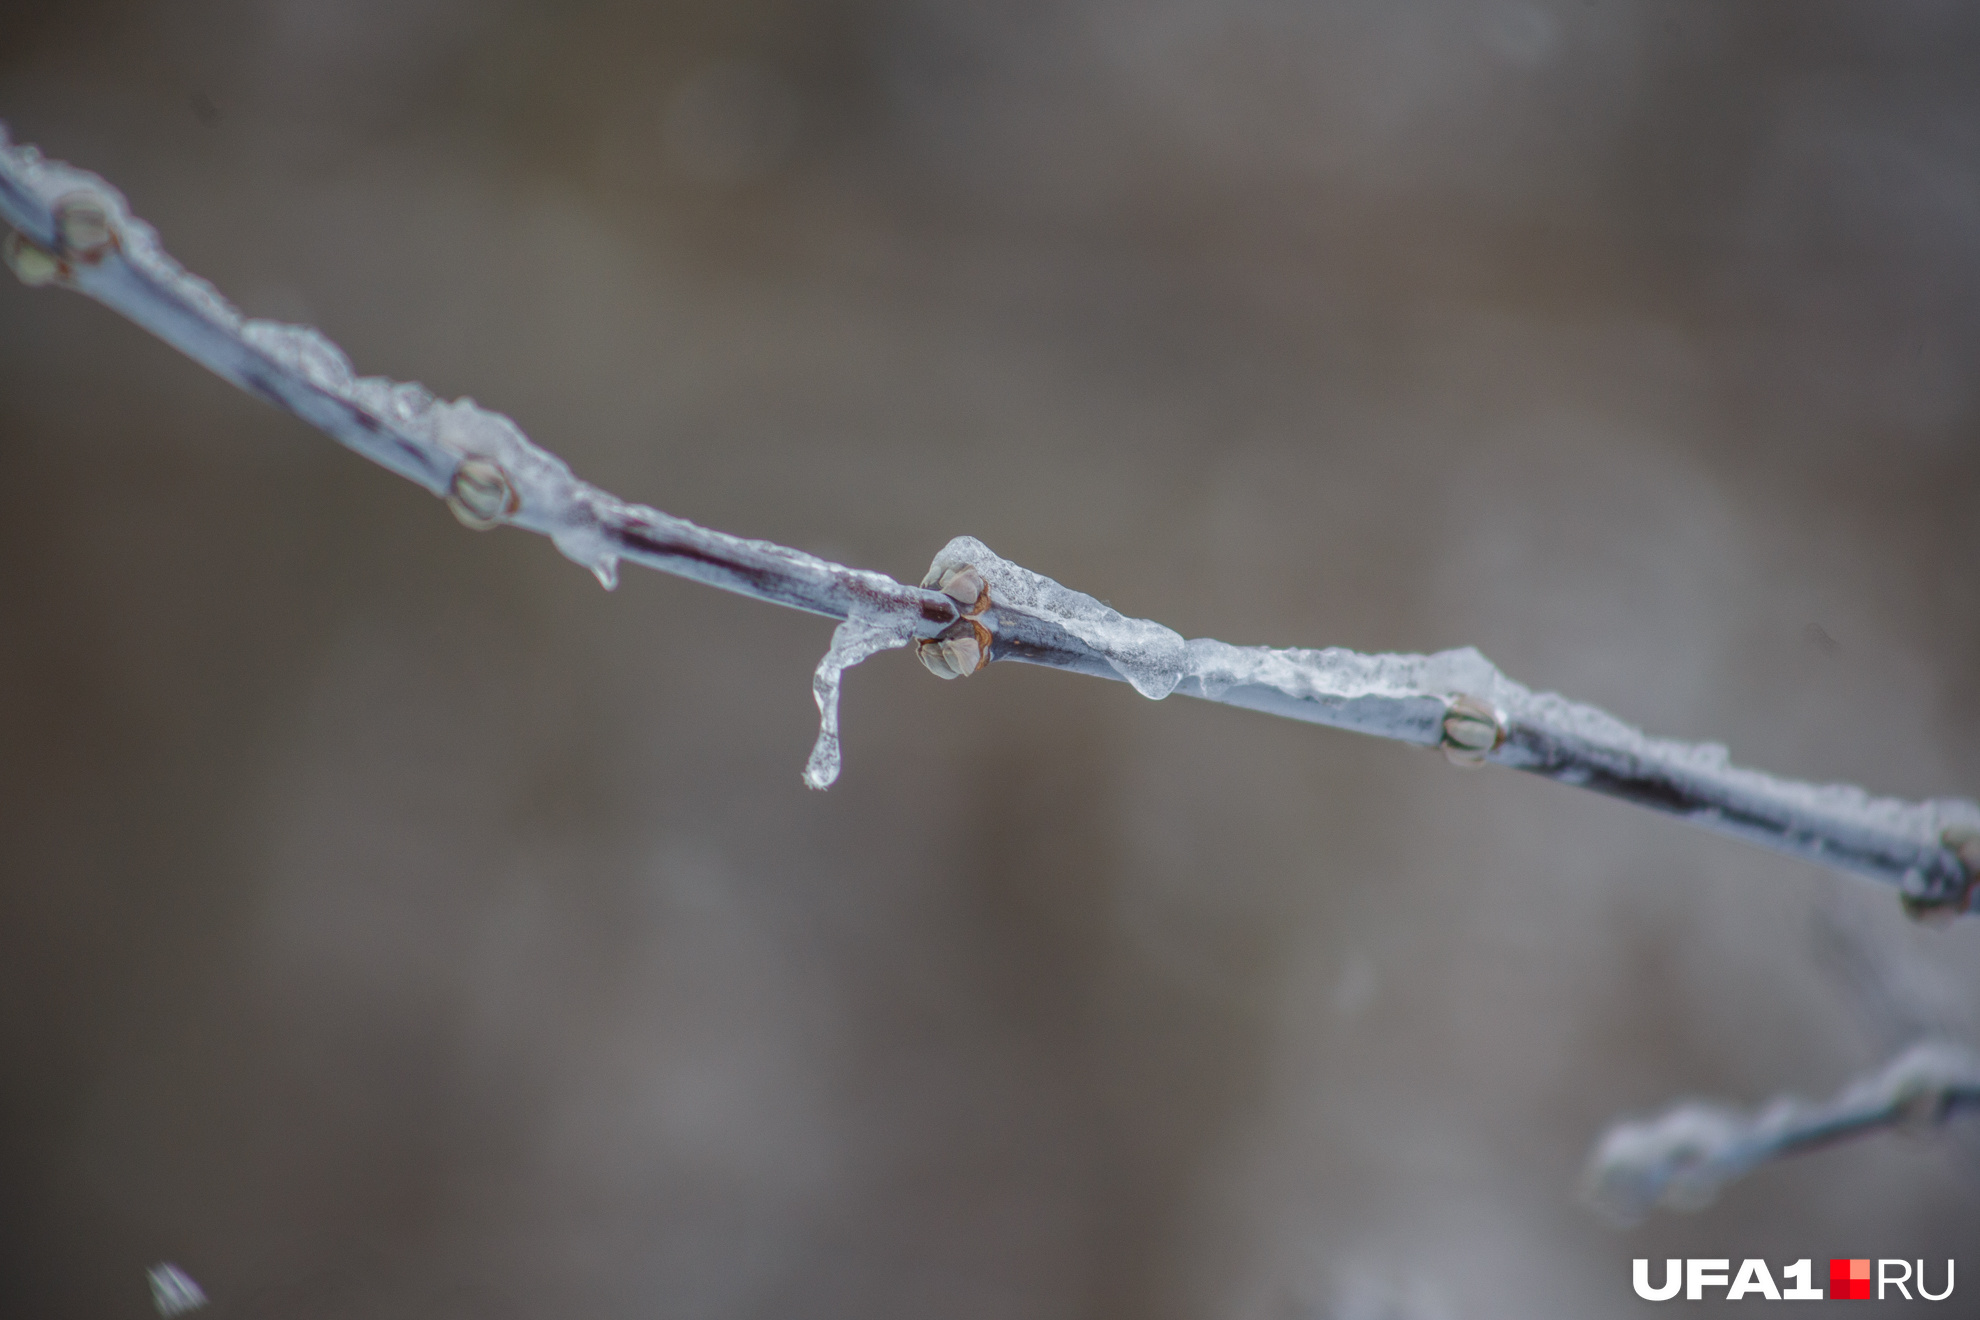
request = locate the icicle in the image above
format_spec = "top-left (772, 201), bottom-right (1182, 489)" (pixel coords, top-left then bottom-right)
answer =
top-left (802, 609), bottom-right (915, 790)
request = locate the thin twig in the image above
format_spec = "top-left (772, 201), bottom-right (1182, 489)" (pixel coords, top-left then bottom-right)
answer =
top-left (2, 128), bottom-right (1975, 909)
top-left (1581, 1039), bottom-right (1980, 1224)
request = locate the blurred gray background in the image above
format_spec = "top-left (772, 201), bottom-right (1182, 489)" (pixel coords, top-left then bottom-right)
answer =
top-left (3, 1), bottom-right (1979, 1316)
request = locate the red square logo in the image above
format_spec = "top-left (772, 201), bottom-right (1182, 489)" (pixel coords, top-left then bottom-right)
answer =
top-left (1829, 1259), bottom-right (1871, 1300)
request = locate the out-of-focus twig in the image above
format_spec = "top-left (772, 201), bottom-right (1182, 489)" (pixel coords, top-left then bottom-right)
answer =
top-left (1581, 1040), bottom-right (1980, 1225)
top-left (146, 1263), bottom-right (206, 1318)
top-left (2, 127), bottom-right (1975, 906)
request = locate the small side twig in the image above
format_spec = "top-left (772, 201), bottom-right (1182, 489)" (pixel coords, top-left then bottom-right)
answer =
top-left (2, 128), bottom-right (1975, 911)
top-left (1581, 1039), bottom-right (1980, 1225)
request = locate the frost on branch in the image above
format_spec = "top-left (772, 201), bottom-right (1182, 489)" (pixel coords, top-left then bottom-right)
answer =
top-left (1581, 1039), bottom-right (1980, 1225)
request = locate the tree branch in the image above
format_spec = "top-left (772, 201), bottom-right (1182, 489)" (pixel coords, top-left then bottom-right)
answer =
top-left (1581, 1039), bottom-right (1980, 1225)
top-left (2, 127), bottom-right (1975, 910)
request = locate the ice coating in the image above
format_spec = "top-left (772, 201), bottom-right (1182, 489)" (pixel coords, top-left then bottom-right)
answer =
top-left (2, 127), bottom-right (1973, 880)
top-left (926, 532), bottom-right (1489, 733)
top-left (926, 536), bottom-right (1188, 699)
top-left (237, 316), bottom-right (626, 586)
top-left (802, 610), bottom-right (917, 790)
top-left (0, 126), bottom-right (234, 327)
top-left (1180, 636), bottom-right (1980, 856)
top-left (917, 534), bottom-right (1976, 893)
top-left (0, 128), bottom-right (975, 785)
top-left (935, 527), bottom-right (1961, 852)
top-left (0, 127), bottom-right (962, 623)
top-left (0, 128), bottom-right (642, 588)
top-left (1582, 1039), bottom-right (1980, 1224)
top-left (427, 399), bottom-right (626, 585)
top-left (1177, 639), bottom-right (1497, 744)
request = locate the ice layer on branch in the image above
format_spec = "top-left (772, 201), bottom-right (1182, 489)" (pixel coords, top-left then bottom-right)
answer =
top-left (2, 126), bottom-right (1976, 896)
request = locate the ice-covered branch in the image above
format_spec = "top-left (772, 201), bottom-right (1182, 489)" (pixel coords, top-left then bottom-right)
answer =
top-left (2, 128), bottom-right (1975, 910)
top-left (1582, 1040), bottom-right (1980, 1225)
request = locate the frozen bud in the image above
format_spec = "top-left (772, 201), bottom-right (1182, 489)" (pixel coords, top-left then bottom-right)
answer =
top-left (916, 619), bottom-right (991, 680)
top-left (923, 563), bottom-right (990, 616)
top-left (1441, 692), bottom-right (1504, 767)
top-left (55, 195), bottom-right (115, 262)
top-left (446, 457), bottom-right (518, 530)
top-left (2, 230), bottom-right (62, 287)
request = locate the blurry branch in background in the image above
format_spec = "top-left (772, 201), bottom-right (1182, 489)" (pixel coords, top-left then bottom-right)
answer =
top-left (1811, 893), bottom-right (1980, 1173)
top-left (146, 1263), bottom-right (206, 1317)
top-left (1577, 882), bottom-right (1980, 1231)
top-left (1581, 1040), bottom-right (1980, 1225)
top-left (3, 127), bottom-right (1977, 909)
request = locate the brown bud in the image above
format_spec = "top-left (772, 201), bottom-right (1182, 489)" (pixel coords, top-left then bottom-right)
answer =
top-left (922, 563), bottom-right (991, 617)
top-left (915, 619), bottom-right (992, 680)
